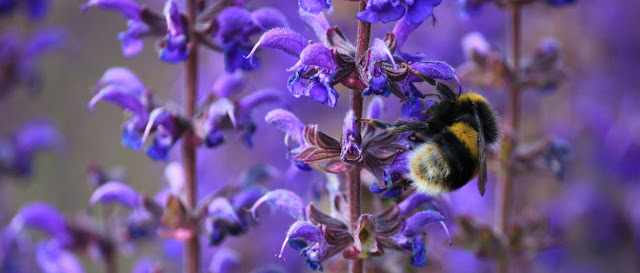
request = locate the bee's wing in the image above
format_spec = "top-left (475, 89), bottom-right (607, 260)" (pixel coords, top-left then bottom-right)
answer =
top-left (473, 105), bottom-right (488, 196)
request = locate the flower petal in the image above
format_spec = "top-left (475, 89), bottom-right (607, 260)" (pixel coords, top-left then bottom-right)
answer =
top-left (209, 248), bottom-right (240, 273)
top-left (356, 0), bottom-right (405, 24)
top-left (236, 88), bottom-right (281, 116)
top-left (36, 241), bottom-right (84, 273)
top-left (246, 27), bottom-right (307, 65)
top-left (299, 0), bottom-right (333, 14)
top-left (212, 72), bottom-right (245, 98)
top-left (340, 110), bottom-right (362, 163)
top-left (249, 189), bottom-right (305, 220)
top-left (8, 202), bottom-right (67, 237)
top-left (405, 0), bottom-right (442, 25)
top-left (289, 43), bottom-right (338, 73)
top-left (298, 8), bottom-right (330, 45)
top-left (159, 0), bottom-right (189, 63)
top-left (402, 210), bottom-right (444, 237)
top-left (265, 109), bottom-right (306, 146)
top-left (278, 221), bottom-right (322, 259)
top-left (251, 7), bottom-right (289, 30)
top-left (81, 0), bottom-right (142, 20)
top-left (93, 67), bottom-right (146, 95)
top-left (216, 6), bottom-right (253, 44)
top-left (12, 118), bottom-right (64, 158)
top-left (366, 96), bottom-right (385, 120)
top-left (398, 193), bottom-right (434, 217)
top-left (164, 162), bottom-right (184, 195)
top-left (89, 181), bottom-right (141, 209)
top-left (131, 257), bottom-right (161, 273)
top-left (392, 16), bottom-right (421, 50)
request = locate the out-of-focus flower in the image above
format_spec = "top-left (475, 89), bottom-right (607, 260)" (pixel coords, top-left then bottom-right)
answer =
top-left (457, 32), bottom-right (511, 90)
top-left (299, 0), bottom-right (333, 14)
top-left (158, 0), bottom-right (189, 63)
top-left (88, 67), bottom-right (188, 160)
top-left (193, 72), bottom-right (281, 148)
top-left (82, 0), bottom-right (167, 59)
top-left (0, 0), bottom-right (50, 20)
top-left (265, 108), bottom-right (311, 171)
top-left (545, 0), bottom-right (576, 6)
top-left (213, 6), bottom-right (289, 72)
top-left (357, 0), bottom-right (442, 25)
top-left (208, 248), bottom-right (239, 273)
top-left (0, 119), bottom-right (64, 179)
top-left (521, 38), bottom-right (567, 93)
top-left (3, 202), bottom-right (118, 273)
top-left (457, 0), bottom-right (494, 19)
top-left (0, 29), bottom-right (65, 99)
top-left (131, 257), bottom-right (163, 273)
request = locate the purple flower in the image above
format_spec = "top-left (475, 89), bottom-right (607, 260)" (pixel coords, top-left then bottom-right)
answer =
top-left (0, 119), bottom-right (63, 178)
top-left (0, 0), bottom-right (50, 20)
top-left (457, 0), bottom-right (493, 19)
top-left (194, 78), bottom-right (280, 149)
top-left (0, 29), bottom-right (64, 99)
top-left (264, 109), bottom-right (311, 171)
top-left (208, 248), bottom-right (239, 273)
top-left (89, 67), bottom-right (188, 160)
top-left (299, 0), bottom-right (333, 14)
top-left (7, 202), bottom-right (68, 238)
top-left (35, 241), bottom-right (84, 273)
top-left (82, 0), bottom-right (168, 59)
top-left (247, 23), bottom-right (346, 107)
top-left (543, 139), bottom-right (571, 180)
top-left (278, 221), bottom-right (327, 271)
top-left (357, 0), bottom-right (442, 25)
top-left (357, 0), bottom-right (405, 24)
top-left (89, 181), bottom-right (141, 209)
top-left (215, 6), bottom-right (289, 72)
top-left (546, 0), bottom-right (576, 6)
top-left (361, 38), bottom-right (397, 97)
top-left (250, 189), bottom-right (306, 220)
top-left (158, 0), bottom-right (189, 63)
top-left (341, 110), bottom-right (363, 163)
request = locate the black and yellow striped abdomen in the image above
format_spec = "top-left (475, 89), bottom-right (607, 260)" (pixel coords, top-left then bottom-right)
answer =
top-left (409, 121), bottom-right (480, 196)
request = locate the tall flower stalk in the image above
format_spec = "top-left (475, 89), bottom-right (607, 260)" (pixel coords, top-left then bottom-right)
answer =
top-left (182, 0), bottom-right (200, 271)
top-left (495, 3), bottom-right (521, 273)
top-left (348, 1), bottom-right (371, 272)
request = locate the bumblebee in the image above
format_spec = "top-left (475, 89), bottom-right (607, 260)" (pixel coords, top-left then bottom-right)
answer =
top-left (363, 83), bottom-right (499, 196)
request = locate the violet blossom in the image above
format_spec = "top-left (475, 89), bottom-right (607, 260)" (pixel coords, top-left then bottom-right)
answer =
top-left (357, 0), bottom-right (442, 25)
top-left (0, 119), bottom-right (64, 179)
top-left (0, 29), bottom-right (65, 99)
top-left (252, 188), bottom-right (451, 270)
top-left (0, 0), bottom-right (49, 20)
top-left (249, 9), bottom-right (460, 115)
top-left (88, 67), bottom-right (188, 161)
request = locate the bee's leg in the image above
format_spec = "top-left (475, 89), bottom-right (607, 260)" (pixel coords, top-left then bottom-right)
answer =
top-left (359, 118), bottom-right (428, 133)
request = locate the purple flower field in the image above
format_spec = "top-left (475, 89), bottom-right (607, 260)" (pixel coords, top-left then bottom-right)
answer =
top-left (1, 0), bottom-right (638, 272)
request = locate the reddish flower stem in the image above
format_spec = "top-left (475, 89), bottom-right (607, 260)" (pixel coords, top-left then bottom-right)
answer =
top-left (183, 0), bottom-right (200, 272)
top-left (348, 1), bottom-right (371, 273)
top-left (496, 3), bottom-right (522, 273)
